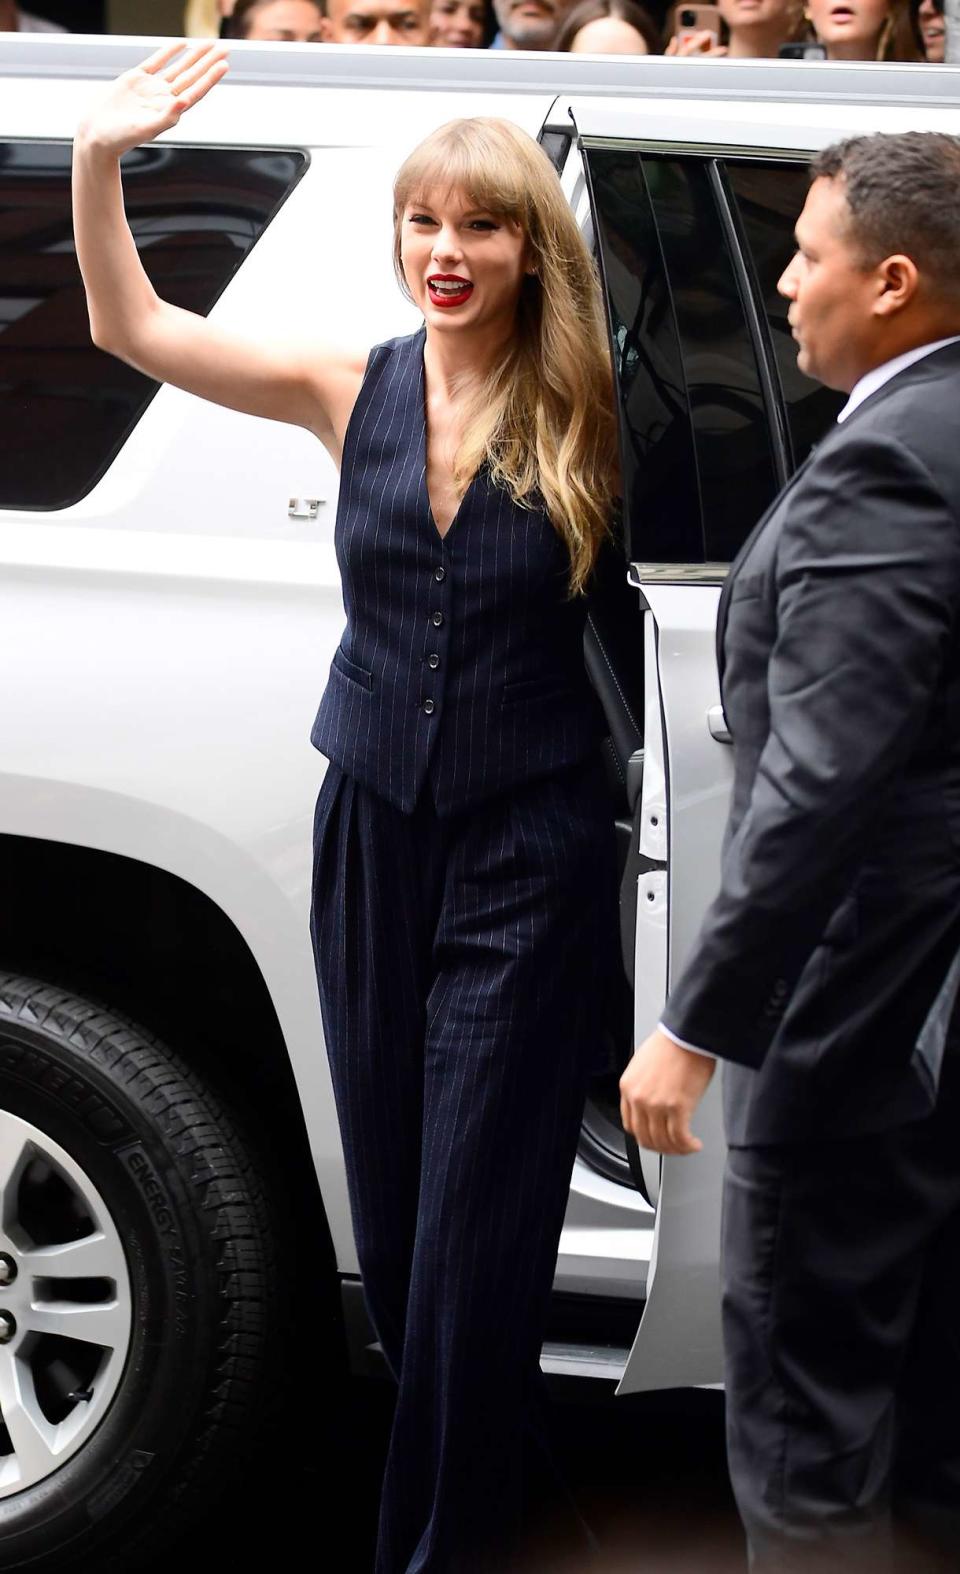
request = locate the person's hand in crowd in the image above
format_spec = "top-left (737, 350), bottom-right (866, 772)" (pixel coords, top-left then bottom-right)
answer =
top-left (665, 26), bottom-right (728, 50)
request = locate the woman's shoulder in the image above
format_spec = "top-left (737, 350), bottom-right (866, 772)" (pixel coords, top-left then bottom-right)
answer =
top-left (367, 326), bottom-right (426, 364)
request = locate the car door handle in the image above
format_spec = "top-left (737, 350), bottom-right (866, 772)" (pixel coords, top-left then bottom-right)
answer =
top-left (707, 705), bottom-right (732, 744)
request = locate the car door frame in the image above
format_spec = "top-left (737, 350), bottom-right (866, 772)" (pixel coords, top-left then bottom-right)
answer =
top-left (570, 112), bottom-right (812, 1391)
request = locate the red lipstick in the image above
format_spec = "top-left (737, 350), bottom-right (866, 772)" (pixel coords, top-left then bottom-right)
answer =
top-left (427, 274), bottom-right (474, 309)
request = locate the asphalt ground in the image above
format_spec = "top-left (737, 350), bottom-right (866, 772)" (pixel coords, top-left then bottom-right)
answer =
top-left (137, 1377), bottom-right (744, 1573)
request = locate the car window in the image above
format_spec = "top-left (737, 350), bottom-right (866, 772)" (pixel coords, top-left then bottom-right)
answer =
top-left (585, 146), bottom-right (784, 566)
top-left (642, 156), bottom-right (781, 566)
top-left (584, 146), bottom-right (703, 566)
top-left (0, 141), bottom-right (307, 512)
top-left (724, 160), bottom-right (845, 466)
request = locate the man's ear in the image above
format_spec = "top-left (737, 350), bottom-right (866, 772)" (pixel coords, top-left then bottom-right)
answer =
top-left (873, 254), bottom-right (920, 318)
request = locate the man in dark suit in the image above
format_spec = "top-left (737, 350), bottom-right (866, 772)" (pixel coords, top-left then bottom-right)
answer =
top-left (620, 131), bottom-right (960, 1571)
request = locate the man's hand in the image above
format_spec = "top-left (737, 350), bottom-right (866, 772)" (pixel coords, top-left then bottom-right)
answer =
top-left (619, 1029), bottom-right (716, 1156)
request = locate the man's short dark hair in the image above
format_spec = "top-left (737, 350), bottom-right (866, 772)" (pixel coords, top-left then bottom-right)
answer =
top-left (811, 132), bottom-right (960, 302)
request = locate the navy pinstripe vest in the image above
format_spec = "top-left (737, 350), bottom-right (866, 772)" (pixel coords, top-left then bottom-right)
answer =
top-left (310, 328), bottom-right (605, 815)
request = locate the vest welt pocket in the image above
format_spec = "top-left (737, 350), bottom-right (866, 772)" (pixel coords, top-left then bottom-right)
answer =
top-left (332, 645), bottom-right (374, 692)
top-left (501, 673), bottom-right (575, 706)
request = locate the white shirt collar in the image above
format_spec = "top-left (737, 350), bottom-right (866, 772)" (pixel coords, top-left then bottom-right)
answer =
top-left (837, 336), bottom-right (960, 424)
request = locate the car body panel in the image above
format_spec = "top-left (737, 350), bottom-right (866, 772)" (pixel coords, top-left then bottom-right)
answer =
top-left (618, 582), bottom-right (733, 1392)
top-left (2, 34), bottom-right (959, 1390)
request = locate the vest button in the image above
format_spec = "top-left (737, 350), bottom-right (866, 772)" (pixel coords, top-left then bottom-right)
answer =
top-left (432, 611), bottom-right (444, 627)
top-left (427, 653), bottom-right (440, 669)
top-left (423, 698), bottom-right (436, 715)
top-left (434, 566), bottom-right (446, 582)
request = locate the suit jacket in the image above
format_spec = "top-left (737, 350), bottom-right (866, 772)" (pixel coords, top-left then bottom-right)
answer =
top-left (310, 330), bottom-right (605, 815)
top-left (661, 342), bottom-right (960, 1145)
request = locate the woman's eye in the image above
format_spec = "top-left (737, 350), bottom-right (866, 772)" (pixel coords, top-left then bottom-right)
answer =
top-left (469, 219), bottom-right (497, 231)
top-left (410, 214), bottom-right (435, 226)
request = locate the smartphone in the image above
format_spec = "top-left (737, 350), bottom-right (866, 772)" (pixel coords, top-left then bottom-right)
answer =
top-left (777, 40), bottom-right (828, 57)
top-left (674, 4), bottom-right (722, 44)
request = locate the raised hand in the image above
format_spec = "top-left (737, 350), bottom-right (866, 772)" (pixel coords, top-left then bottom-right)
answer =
top-left (76, 41), bottom-right (229, 159)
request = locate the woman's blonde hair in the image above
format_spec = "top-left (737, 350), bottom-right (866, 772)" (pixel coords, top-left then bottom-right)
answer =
top-left (183, 0), bottom-right (223, 35)
top-left (393, 119), bottom-right (618, 596)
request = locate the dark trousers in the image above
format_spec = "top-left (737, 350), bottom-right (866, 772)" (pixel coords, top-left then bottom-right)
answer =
top-left (722, 1054), bottom-right (960, 1573)
top-left (310, 757), bottom-right (618, 1574)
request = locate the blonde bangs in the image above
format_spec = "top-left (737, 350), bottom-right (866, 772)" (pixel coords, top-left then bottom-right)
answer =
top-left (392, 119), bottom-right (619, 595)
top-left (394, 120), bottom-right (534, 236)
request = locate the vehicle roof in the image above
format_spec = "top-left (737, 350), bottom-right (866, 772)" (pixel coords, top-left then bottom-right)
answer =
top-left (2, 34), bottom-right (959, 150)
top-left (3, 31), bottom-right (960, 103)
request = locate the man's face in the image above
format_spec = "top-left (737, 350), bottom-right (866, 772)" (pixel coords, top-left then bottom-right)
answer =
top-left (491, 0), bottom-right (573, 48)
top-left (778, 177), bottom-right (884, 392)
top-left (321, 0), bottom-right (430, 41)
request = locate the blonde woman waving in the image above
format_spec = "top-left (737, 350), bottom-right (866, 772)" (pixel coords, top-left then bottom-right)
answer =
top-left (73, 43), bottom-right (620, 1573)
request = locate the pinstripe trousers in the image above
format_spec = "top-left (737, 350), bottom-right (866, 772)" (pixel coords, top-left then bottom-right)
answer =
top-left (310, 754), bottom-right (618, 1574)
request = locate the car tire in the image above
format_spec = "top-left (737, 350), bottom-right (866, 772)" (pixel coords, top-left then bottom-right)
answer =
top-left (0, 970), bottom-right (283, 1570)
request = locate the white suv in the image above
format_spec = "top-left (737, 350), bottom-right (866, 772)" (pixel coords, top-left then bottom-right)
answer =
top-left (0, 31), bottom-right (957, 1568)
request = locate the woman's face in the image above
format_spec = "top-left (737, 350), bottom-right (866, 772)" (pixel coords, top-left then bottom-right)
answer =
top-left (718, 0), bottom-right (793, 33)
top-left (805, 0), bottom-right (890, 53)
top-left (430, 0), bottom-right (487, 45)
top-left (917, 0), bottom-right (945, 57)
top-left (400, 185), bottom-right (529, 339)
top-left (568, 15), bottom-right (650, 51)
top-left (243, 0), bottom-right (325, 38)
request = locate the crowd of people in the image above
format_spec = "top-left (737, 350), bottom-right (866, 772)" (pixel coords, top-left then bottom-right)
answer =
top-left (0, 0), bottom-right (948, 60)
top-left (201, 0), bottom-right (946, 59)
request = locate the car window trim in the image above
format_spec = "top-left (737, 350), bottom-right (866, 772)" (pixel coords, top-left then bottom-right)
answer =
top-left (580, 136), bottom-right (817, 163)
top-left (709, 159), bottom-right (793, 487)
top-left (580, 137), bottom-right (708, 565)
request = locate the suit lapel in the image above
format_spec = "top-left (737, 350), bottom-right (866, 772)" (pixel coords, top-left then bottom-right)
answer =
top-left (715, 449), bottom-right (817, 687)
top-left (716, 342), bottom-right (960, 688)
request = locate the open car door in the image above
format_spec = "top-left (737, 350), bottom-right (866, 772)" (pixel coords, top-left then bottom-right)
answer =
top-left (558, 99), bottom-right (840, 1390)
top-left (618, 574), bottom-right (733, 1391)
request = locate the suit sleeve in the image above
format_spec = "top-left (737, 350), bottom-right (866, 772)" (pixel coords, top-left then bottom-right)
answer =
top-left (661, 432), bottom-right (960, 1068)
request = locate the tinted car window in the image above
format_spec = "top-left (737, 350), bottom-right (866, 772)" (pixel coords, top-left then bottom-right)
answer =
top-left (584, 146), bottom-right (703, 565)
top-left (724, 160), bottom-right (845, 466)
top-left (0, 142), bottom-right (307, 511)
top-left (643, 156), bottom-right (781, 565)
top-left (585, 146), bottom-right (785, 566)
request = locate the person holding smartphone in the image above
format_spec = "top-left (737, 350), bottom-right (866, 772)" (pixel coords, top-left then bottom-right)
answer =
top-left (666, 0), bottom-right (804, 55)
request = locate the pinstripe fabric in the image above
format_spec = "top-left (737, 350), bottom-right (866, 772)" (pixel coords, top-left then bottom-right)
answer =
top-left (309, 326), bottom-right (619, 1571)
top-left (310, 756), bottom-right (618, 1573)
top-left (310, 327), bottom-right (606, 815)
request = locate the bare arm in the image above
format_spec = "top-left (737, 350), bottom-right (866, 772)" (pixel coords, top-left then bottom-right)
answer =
top-left (72, 42), bottom-right (364, 450)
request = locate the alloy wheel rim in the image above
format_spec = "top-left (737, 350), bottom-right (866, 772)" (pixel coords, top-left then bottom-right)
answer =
top-left (0, 1109), bottom-right (132, 1496)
